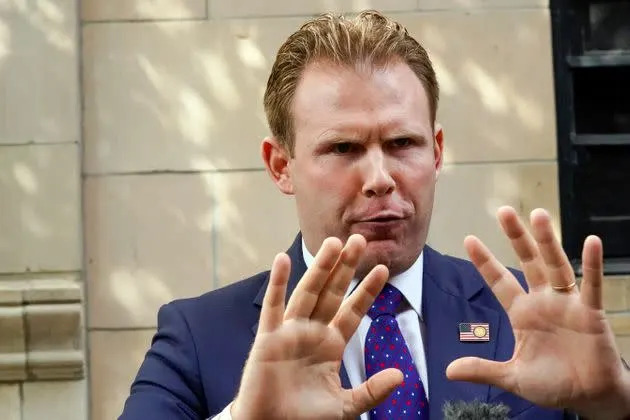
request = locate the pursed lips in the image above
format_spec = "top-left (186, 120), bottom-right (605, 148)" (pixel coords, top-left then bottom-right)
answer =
top-left (353, 211), bottom-right (408, 223)
top-left (348, 210), bottom-right (411, 241)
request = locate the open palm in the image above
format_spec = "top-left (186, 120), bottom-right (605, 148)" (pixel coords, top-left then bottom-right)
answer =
top-left (507, 285), bottom-right (619, 408)
top-left (232, 236), bottom-right (402, 420)
top-left (447, 207), bottom-right (630, 419)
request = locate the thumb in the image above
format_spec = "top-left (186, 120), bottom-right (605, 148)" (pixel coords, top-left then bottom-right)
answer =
top-left (446, 357), bottom-right (512, 388)
top-left (346, 368), bottom-right (403, 417)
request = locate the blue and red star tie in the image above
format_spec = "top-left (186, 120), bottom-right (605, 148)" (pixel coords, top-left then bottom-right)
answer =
top-left (364, 283), bottom-right (429, 419)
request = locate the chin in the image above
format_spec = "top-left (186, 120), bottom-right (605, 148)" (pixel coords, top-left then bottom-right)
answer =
top-left (355, 244), bottom-right (400, 279)
top-left (356, 239), bottom-right (421, 279)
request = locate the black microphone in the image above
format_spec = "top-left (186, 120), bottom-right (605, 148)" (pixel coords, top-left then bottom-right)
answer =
top-left (442, 400), bottom-right (510, 420)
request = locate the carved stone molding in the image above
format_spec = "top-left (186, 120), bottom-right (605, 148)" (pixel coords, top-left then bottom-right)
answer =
top-left (0, 306), bottom-right (26, 381)
top-left (0, 276), bottom-right (84, 382)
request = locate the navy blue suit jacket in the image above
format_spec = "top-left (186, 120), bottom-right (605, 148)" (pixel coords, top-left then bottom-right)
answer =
top-left (120, 234), bottom-right (574, 419)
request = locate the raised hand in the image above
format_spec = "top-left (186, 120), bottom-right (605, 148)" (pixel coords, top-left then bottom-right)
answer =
top-left (231, 235), bottom-right (403, 420)
top-left (446, 206), bottom-right (630, 420)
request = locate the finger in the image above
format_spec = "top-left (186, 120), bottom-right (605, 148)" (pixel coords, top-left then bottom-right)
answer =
top-left (345, 368), bottom-right (403, 418)
top-left (311, 234), bottom-right (367, 324)
top-left (530, 209), bottom-right (577, 292)
top-left (258, 253), bottom-right (291, 334)
top-left (331, 264), bottom-right (389, 343)
top-left (464, 235), bottom-right (526, 312)
top-left (446, 357), bottom-right (513, 390)
top-left (496, 206), bottom-right (547, 289)
top-left (284, 237), bottom-right (343, 320)
top-left (580, 235), bottom-right (604, 310)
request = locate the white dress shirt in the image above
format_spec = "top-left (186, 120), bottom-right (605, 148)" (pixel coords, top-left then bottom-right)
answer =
top-left (216, 241), bottom-right (428, 420)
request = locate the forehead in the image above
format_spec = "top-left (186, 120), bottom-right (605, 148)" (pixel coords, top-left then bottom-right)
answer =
top-left (291, 60), bottom-right (433, 142)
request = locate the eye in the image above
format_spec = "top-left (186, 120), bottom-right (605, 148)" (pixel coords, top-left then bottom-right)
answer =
top-left (332, 142), bottom-right (356, 154)
top-left (391, 137), bottom-right (412, 148)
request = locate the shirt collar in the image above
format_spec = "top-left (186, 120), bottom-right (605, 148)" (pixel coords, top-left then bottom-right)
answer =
top-left (301, 239), bottom-right (424, 319)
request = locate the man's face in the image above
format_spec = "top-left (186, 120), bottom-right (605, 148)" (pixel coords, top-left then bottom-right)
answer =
top-left (266, 60), bottom-right (443, 278)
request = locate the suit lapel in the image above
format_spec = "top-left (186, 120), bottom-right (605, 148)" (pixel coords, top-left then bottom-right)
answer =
top-left (252, 233), bottom-right (307, 312)
top-left (422, 247), bottom-right (502, 419)
top-left (251, 233), bottom-right (353, 390)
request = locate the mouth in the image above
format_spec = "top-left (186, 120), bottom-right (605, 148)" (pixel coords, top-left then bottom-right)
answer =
top-left (350, 216), bottom-right (406, 241)
top-left (353, 215), bottom-right (408, 230)
top-left (356, 211), bottom-right (407, 223)
top-left (362, 216), bottom-right (403, 223)
top-left (348, 208), bottom-right (412, 241)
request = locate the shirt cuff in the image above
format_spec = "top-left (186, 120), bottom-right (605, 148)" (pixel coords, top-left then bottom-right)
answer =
top-left (213, 401), bottom-right (234, 420)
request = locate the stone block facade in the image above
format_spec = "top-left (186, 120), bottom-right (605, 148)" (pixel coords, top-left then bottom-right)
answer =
top-left (1, 0), bottom-right (628, 418)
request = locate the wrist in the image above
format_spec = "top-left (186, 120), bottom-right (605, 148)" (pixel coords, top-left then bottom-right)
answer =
top-left (611, 364), bottom-right (630, 420)
top-left (581, 368), bottom-right (630, 420)
top-left (230, 399), bottom-right (245, 420)
top-left (617, 369), bottom-right (630, 419)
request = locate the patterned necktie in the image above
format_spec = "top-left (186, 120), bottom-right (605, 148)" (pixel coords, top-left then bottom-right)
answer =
top-left (364, 283), bottom-right (429, 419)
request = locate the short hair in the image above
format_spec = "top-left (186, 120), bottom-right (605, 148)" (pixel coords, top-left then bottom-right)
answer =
top-left (263, 10), bottom-right (440, 155)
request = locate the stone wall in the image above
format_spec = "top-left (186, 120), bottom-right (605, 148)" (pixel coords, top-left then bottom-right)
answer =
top-left (0, 0), bottom-right (86, 419)
top-left (1, 0), bottom-right (628, 418)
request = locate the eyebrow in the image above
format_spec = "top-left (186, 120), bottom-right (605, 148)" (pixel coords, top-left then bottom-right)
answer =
top-left (317, 126), bottom-right (429, 141)
top-left (383, 132), bottom-right (431, 144)
top-left (315, 128), bottom-right (364, 143)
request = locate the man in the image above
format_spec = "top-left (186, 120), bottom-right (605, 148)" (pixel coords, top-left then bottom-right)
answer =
top-left (120, 11), bottom-right (630, 419)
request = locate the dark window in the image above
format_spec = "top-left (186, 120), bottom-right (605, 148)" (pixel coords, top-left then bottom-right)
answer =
top-left (551, 0), bottom-right (630, 274)
top-left (586, 2), bottom-right (630, 51)
top-left (573, 67), bottom-right (630, 134)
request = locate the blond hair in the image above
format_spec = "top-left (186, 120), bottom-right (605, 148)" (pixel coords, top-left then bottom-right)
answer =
top-left (263, 10), bottom-right (439, 154)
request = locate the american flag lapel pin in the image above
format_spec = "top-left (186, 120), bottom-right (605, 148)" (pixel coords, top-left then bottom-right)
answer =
top-left (459, 322), bottom-right (490, 342)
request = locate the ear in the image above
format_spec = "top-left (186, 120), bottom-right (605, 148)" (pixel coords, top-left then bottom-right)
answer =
top-left (261, 137), bottom-right (294, 195)
top-left (433, 124), bottom-right (444, 179)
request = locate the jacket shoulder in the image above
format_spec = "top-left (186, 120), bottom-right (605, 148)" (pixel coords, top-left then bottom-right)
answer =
top-left (168, 269), bottom-right (270, 322)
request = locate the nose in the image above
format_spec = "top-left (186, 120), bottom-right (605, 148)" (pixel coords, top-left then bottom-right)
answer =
top-left (361, 147), bottom-right (395, 197)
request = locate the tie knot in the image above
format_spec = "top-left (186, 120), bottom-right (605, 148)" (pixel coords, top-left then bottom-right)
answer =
top-left (367, 283), bottom-right (403, 319)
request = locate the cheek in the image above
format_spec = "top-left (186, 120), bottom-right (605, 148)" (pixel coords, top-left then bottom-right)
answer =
top-left (399, 163), bottom-right (437, 197)
top-left (308, 163), bottom-right (358, 197)
top-left (318, 184), bottom-right (355, 218)
top-left (297, 170), bottom-right (353, 213)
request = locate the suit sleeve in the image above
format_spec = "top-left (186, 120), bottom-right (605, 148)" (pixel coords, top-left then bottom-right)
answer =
top-left (119, 302), bottom-right (209, 420)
